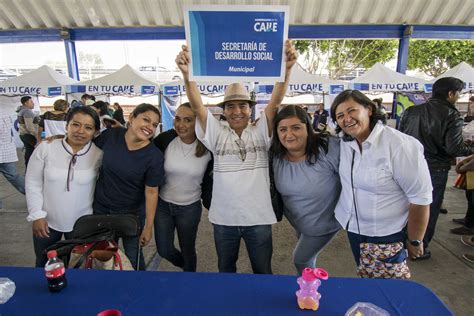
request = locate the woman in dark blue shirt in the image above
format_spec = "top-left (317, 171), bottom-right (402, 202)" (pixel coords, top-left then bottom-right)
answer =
top-left (93, 103), bottom-right (165, 270)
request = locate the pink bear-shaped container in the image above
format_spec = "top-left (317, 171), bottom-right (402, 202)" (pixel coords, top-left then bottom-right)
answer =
top-left (296, 267), bottom-right (329, 311)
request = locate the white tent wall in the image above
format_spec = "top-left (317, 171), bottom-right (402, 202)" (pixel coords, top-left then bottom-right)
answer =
top-left (435, 62), bottom-right (474, 92)
top-left (0, 65), bottom-right (77, 97)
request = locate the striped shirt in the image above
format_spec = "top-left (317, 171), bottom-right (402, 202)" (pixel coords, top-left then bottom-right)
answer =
top-left (0, 110), bottom-right (18, 163)
top-left (196, 111), bottom-right (276, 226)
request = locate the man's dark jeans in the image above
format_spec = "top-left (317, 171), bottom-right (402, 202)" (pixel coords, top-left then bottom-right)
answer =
top-left (424, 168), bottom-right (449, 249)
top-left (213, 224), bottom-right (273, 274)
top-left (19, 134), bottom-right (36, 168)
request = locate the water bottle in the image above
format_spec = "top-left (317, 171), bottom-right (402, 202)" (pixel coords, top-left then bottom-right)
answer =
top-left (45, 250), bottom-right (67, 292)
top-left (296, 267), bottom-right (329, 311)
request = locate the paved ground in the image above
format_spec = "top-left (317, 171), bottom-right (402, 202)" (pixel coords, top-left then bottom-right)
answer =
top-left (1, 150), bottom-right (473, 315)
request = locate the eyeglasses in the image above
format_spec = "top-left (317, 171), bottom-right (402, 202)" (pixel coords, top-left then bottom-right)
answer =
top-left (235, 139), bottom-right (247, 162)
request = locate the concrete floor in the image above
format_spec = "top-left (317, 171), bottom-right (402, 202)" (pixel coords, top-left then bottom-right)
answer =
top-left (1, 150), bottom-right (473, 315)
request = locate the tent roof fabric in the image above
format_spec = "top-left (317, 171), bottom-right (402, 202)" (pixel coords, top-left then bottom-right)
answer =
top-left (78, 64), bottom-right (158, 87)
top-left (0, 0), bottom-right (471, 31)
top-left (0, 65), bottom-right (77, 96)
top-left (436, 62), bottom-right (474, 91)
top-left (350, 62), bottom-right (430, 92)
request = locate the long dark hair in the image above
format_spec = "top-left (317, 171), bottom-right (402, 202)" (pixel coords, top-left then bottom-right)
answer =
top-left (330, 89), bottom-right (387, 141)
top-left (270, 104), bottom-right (327, 164)
top-left (177, 102), bottom-right (208, 158)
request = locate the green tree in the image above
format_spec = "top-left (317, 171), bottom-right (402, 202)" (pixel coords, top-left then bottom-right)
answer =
top-left (407, 40), bottom-right (473, 77)
top-left (294, 40), bottom-right (398, 79)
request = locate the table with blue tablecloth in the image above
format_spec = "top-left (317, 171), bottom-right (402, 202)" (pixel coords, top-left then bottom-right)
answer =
top-left (0, 266), bottom-right (452, 315)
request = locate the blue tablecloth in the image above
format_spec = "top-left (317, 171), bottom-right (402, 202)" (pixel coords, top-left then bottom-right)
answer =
top-left (0, 266), bottom-right (452, 315)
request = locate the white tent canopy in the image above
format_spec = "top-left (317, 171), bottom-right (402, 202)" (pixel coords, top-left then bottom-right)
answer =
top-left (435, 62), bottom-right (474, 92)
top-left (255, 63), bottom-right (347, 95)
top-left (69, 64), bottom-right (159, 95)
top-left (350, 63), bottom-right (431, 92)
top-left (0, 65), bottom-right (77, 96)
top-left (287, 63), bottom-right (347, 94)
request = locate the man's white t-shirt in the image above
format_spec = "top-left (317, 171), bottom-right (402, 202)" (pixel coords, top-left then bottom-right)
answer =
top-left (195, 111), bottom-right (276, 226)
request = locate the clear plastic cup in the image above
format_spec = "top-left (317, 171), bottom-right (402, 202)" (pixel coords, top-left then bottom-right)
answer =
top-left (345, 302), bottom-right (390, 316)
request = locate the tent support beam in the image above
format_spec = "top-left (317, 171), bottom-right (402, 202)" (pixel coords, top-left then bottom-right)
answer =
top-left (64, 38), bottom-right (79, 80)
top-left (0, 25), bottom-right (472, 43)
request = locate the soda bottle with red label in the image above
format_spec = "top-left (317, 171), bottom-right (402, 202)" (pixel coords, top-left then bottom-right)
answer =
top-left (45, 250), bottom-right (67, 292)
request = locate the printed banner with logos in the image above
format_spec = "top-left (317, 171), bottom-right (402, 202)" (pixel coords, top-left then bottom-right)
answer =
top-left (161, 95), bottom-right (181, 132)
top-left (0, 86), bottom-right (64, 96)
top-left (67, 85), bottom-right (156, 95)
top-left (396, 92), bottom-right (431, 118)
top-left (352, 82), bottom-right (428, 92)
top-left (161, 81), bottom-right (253, 97)
top-left (184, 5), bottom-right (289, 82)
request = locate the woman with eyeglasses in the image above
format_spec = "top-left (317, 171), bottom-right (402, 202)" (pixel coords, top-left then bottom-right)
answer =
top-left (92, 103), bottom-right (165, 270)
top-left (153, 102), bottom-right (212, 272)
top-left (26, 107), bottom-right (103, 267)
top-left (330, 90), bottom-right (431, 278)
top-left (270, 104), bottom-right (341, 275)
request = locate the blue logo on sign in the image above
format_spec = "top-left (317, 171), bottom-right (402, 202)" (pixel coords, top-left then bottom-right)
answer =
top-left (68, 85), bottom-right (86, 93)
top-left (164, 86), bottom-right (179, 96)
top-left (257, 85), bottom-right (274, 93)
top-left (353, 83), bottom-right (369, 91)
top-left (48, 87), bottom-right (62, 96)
top-left (424, 84), bottom-right (433, 93)
top-left (141, 86), bottom-right (155, 94)
top-left (254, 21), bottom-right (278, 32)
top-left (330, 85), bottom-right (345, 95)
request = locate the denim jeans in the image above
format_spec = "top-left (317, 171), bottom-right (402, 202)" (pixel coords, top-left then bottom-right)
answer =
top-left (19, 134), bottom-right (36, 168)
top-left (154, 198), bottom-right (202, 272)
top-left (293, 230), bottom-right (338, 275)
top-left (213, 224), bottom-right (273, 274)
top-left (0, 162), bottom-right (25, 209)
top-left (347, 231), bottom-right (406, 265)
top-left (424, 168), bottom-right (449, 249)
top-left (33, 227), bottom-right (74, 267)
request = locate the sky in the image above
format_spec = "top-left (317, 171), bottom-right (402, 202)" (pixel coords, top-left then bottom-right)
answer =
top-left (0, 40), bottom-right (186, 70)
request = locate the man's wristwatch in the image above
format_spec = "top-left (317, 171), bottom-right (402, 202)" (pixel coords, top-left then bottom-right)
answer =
top-left (408, 239), bottom-right (422, 247)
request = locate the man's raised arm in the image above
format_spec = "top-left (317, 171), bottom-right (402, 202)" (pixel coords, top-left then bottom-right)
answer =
top-left (176, 45), bottom-right (208, 132)
top-left (264, 40), bottom-right (297, 136)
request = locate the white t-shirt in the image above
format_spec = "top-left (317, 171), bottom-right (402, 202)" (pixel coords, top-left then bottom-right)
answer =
top-left (335, 122), bottom-right (433, 237)
top-left (160, 137), bottom-right (211, 205)
top-left (26, 139), bottom-right (103, 232)
top-left (195, 111), bottom-right (276, 226)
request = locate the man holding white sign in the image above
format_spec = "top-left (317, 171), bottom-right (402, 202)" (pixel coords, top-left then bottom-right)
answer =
top-left (176, 40), bottom-right (296, 274)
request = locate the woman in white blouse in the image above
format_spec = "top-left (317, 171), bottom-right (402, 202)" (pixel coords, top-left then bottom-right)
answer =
top-left (153, 102), bottom-right (212, 272)
top-left (330, 90), bottom-right (432, 278)
top-left (26, 106), bottom-right (103, 267)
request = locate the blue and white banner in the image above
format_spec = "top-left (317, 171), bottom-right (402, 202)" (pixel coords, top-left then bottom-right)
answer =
top-left (353, 82), bottom-right (424, 92)
top-left (329, 84), bottom-right (345, 95)
top-left (140, 85), bottom-right (156, 95)
top-left (161, 82), bottom-right (253, 96)
top-left (48, 87), bottom-right (62, 96)
top-left (184, 5), bottom-right (289, 82)
top-left (0, 86), bottom-right (42, 95)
